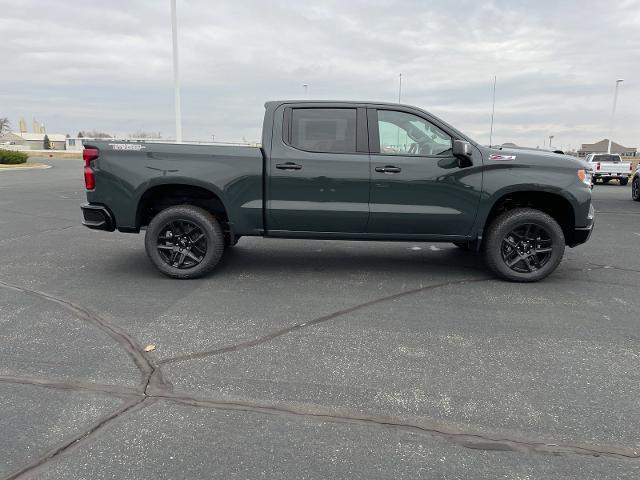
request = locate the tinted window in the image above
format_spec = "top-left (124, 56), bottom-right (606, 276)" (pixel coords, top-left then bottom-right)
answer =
top-left (377, 110), bottom-right (452, 156)
top-left (591, 154), bottom-right (621, 163)
top-left (290, 108), bottom-right (357, 154)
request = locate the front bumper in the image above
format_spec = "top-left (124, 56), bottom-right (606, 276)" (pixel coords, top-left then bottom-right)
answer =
top-left (81, 203), bottom-right (115, 231)
top-left (570, 203), bottom-right (594, 247)
top-left (571, 224), bottom-right (594, 246)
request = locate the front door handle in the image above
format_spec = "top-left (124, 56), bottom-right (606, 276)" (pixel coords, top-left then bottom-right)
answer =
top-left (276, 162), bottom-right (302, 171)
top-left (375, 165), bottom-right (402, 174)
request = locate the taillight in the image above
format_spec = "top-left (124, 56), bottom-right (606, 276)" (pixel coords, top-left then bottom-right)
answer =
top-left (595, 162), bottom-right (601, 171)
top-left (83, 148), bottom-right (99, 190)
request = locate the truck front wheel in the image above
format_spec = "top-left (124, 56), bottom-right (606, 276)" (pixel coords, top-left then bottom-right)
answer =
top-left (483, 208), bottom-right (565, 282)
top-left (145, 205), bottom-right (225, 279)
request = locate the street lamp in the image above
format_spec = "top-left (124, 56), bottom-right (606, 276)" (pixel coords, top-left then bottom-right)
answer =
top-left (549, 135), bottom-right (554, 148)
top-left (607, 79), bottom-right (624, 154)
top-left (303, 84), bottom-right (309, 97)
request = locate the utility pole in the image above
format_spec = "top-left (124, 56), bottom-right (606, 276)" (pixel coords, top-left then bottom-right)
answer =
top-left (607, 79), bottom-right (624, 153)
top-left (489, 75), bottom-right (496, 147)
top-left (171, 0), bottom-right (182, 142)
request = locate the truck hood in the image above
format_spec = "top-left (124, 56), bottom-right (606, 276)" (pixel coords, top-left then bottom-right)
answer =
top-left (482, 146), bottom-right (589, 170)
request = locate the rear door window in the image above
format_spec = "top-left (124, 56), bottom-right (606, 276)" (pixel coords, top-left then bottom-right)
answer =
top-left (290, 108), bottom-right (357, 154)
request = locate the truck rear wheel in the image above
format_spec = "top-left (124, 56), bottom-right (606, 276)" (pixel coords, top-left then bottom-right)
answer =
top-left (145, 205), bottom-right (224, 279)
top-left (483, 208), bottom-right (565, 282)
top-left (619, 178), bottom-right (629, 186)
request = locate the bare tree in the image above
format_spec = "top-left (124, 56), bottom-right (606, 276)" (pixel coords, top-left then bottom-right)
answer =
top-left (128, 131), bottom-right (162, 139)
top-left (77, 130), bottom-right (112, 138)
top-left (0, 117), bottom-right (11, 135)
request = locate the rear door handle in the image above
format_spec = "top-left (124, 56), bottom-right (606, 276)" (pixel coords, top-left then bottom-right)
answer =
top-left (275, 162), bottom-right (302, 171)
top-left (375, 166), bottom-right (401, 174)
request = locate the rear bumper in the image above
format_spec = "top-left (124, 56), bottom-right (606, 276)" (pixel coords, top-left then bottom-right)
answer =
top-left (593, 173), bottom-right (631, 179)
top-left (81, 203), bottom-right (115, 231)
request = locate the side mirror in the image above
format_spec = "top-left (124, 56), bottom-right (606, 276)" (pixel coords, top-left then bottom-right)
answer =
top-left (453, 140), bottom-right (473, 167)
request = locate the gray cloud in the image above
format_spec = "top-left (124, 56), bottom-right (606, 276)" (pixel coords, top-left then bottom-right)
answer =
top-left (1, 0), bottom-right (638, 149)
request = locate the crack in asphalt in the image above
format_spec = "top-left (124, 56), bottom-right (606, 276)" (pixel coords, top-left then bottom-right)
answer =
top-left (0, 375), bottom-right (140, 398)
top-left (2, 374), bottom-right (637, 465)
top-left (0, 225), bottom-right (76, 244)
top-left (158, 394), bottom-right (640, 460)
top-left (4, 397), bottom-right (154, 480)
top-left (1, 270), bottom-right (639, 479)
top-left (0, 279), bottom-right (170, 395)
top-left (587, 263), bottom-right (640, 274)
top-left (0, 207), bottom-right (78, 224)
top-left (594, 210), bottom-right (640, 216)
top-left (158, 277), bottom-right (492, 365)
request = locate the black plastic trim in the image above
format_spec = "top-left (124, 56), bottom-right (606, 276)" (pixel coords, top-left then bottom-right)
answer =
top-left (81, 203), bottom-right (115, 232)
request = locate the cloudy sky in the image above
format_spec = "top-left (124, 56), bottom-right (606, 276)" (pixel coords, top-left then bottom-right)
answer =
top-left (1, 0), bottom-right (638, 149)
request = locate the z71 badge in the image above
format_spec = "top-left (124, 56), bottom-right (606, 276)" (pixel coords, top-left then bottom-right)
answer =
top-left (488, 154), bottom-right (516, 161)
top-left (108, 143), bottom-right (146, 151)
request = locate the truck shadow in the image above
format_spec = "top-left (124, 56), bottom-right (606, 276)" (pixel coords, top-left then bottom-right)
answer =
top-left (216, 241), bottom-right (486, 277)
top-left (101, 241), bottom-right (487, 279)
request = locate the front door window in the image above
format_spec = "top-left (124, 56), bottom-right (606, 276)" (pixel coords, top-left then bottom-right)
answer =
top-left (377, 110), bottom-right (452, 156)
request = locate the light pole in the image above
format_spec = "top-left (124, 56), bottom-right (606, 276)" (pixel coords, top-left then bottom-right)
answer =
top-left (171, 0), bottom-right (182, 143)
top-left (303, 84), bottom-right (309, 97)
top-left (489, 75), bottom-right (496, 147)
top-left (549, 135), bottom-right (554, 148)
top-left (398, 73), bottom-right (402, 103)
top-left (607, 79), bottom-right (624, 154)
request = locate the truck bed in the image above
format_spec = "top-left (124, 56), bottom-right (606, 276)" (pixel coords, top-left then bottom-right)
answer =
top-left (85, 140), bottom-right (265, 235)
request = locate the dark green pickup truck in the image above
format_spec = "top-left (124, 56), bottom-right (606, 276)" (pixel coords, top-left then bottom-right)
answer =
top-left (82, 100), bottom-right (594, 282)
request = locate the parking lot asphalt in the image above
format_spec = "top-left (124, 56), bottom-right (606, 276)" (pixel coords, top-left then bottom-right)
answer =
top-left (1, 159), bottom-right (639, 479)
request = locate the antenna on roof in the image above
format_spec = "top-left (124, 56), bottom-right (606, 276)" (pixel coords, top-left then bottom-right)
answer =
top-left (489, 75), bottom-right (496, 147)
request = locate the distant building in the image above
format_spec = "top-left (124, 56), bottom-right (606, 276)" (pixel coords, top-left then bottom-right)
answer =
top-left (0, 131), bottom-right (67, 150)
top-left (65, 137), bottom-right (85, 151)
top-left (578, 139), bottom-right (637, 157)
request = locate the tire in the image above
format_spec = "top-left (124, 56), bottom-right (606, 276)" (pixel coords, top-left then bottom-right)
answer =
top-left (632, 177), bottom-right (640, 202)
top-left (620, 178), bottom-right (629, 186)
top-left (145, 205), bottom-right (224, 279)
top-left (483, 208), bottom-right (565, 282)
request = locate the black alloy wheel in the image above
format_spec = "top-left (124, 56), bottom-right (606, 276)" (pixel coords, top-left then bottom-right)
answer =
top-left (483, 208), bottom-right (565, 282)
top-left (501, 223), bottom-right (553, 273)
top-left (157, 220), bottom-right (207, 269)
top-left (145, 205), bottom-right (225, 279)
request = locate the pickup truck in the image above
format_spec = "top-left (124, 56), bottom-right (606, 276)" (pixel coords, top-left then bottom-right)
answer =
top-left (81, 100), bottom-right (594, 282)
top-left (585, 153), bottom-right (632, 185)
